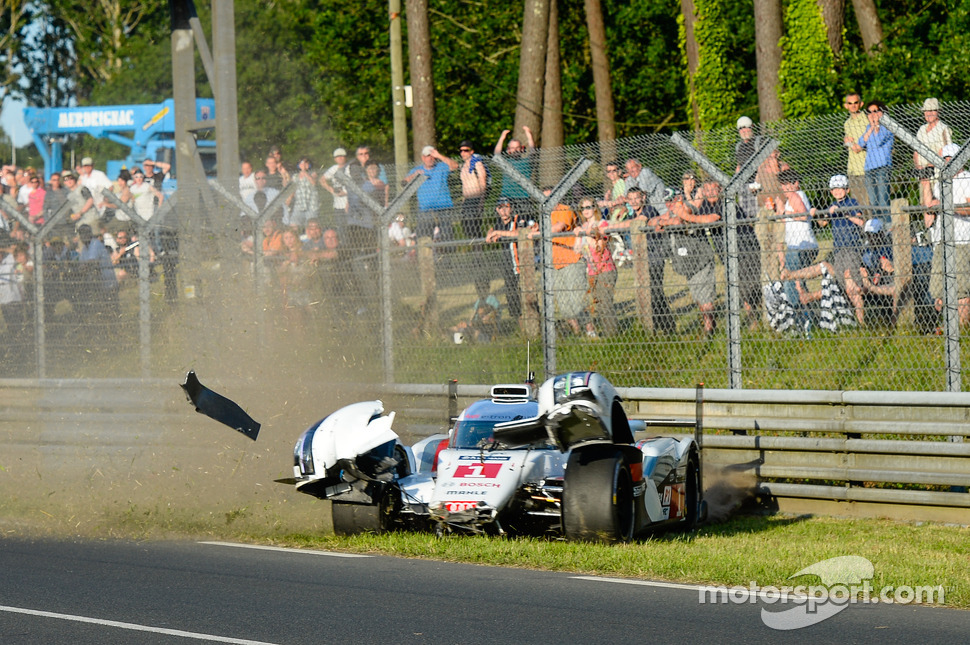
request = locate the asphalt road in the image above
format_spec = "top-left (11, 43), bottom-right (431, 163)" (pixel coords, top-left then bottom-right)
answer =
top-left (0, 538), bottom-right (965, 644)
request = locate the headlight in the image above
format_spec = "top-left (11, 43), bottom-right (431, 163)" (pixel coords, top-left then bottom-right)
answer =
top-left (294, 426), bottom-right (316, 476)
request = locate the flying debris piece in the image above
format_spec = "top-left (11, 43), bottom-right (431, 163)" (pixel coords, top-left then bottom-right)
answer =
top-left (181, 370), bottom-right (261, 441)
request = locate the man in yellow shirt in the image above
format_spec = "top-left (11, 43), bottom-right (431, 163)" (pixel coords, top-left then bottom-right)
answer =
top-left (843, 92), bottom-right (869, 207)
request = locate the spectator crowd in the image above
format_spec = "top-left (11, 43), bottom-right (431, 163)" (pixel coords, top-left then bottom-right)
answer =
top-left (2, 95), bottom-right (966, 352)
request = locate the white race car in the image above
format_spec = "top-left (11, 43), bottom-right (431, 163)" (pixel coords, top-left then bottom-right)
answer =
top-left (281, 371), bottom-right (704, 542)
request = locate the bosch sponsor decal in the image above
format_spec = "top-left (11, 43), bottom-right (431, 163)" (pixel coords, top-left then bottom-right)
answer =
top-left (457, 455), bottom-right (510, 461)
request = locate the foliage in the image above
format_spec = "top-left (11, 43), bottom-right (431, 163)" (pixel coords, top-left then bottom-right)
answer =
top-left (778, 0), bottom-right (838, 118)
top-left (689, 0), bottom-right (750, 130)
top-left (840, 0), bottom-right (970, 104)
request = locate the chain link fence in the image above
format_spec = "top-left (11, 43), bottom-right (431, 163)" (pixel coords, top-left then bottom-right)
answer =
top-left (3, 100), bottom-right (970, 391)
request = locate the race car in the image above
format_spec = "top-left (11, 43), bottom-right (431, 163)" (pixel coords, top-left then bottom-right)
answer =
top-left (277, 371), bottom-right (705, 542)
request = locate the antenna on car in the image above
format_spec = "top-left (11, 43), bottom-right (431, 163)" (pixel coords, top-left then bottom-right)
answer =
top-left (526, 341), bottom-right (531, 383)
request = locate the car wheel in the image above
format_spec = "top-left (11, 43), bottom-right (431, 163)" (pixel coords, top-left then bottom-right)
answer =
top-left (332, 486), bottom-right (398, 536)
top-left (562, 446), bottom-right (635, 543)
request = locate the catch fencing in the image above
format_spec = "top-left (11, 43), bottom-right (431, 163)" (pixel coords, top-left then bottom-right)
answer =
top-left (5, 100), bottom-right (970, 392)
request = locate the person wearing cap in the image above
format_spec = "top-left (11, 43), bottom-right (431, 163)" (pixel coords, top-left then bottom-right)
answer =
top-left (320, 148), bottom-right (350, 217)
top-left (486, 198), bottom-right (529, 323)
top-left (857, 100), bottom-right (893, 223)
top-left (783, 174), bottom-right (866, 324)
top-left (734, 116), bottom-right (758, 173)
top-left (77, 156), bottom-right (113, 219)
top-left (915, 98), bottom-right (953, 207)
top-left (404, 145), bottom-right (459, 242)
top-left (927, 142), bottom-right (970, 324)
top-left (457, 140), bottom-right (488, 238)
top-left (842, 92), bottom-right (869, 208)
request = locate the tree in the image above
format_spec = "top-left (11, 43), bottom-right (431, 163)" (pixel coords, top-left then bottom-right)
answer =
top-left (0, 0), bottom-right (32, 98)
top-left (850, 0), bottom-right (883, 54)
top-left (818, 0), bottom-right (844, 60)
top-left (679, 0), bottom-right (701, 130)
top-left (584, 0), bottom-right (614, 143)
top-left (514, 0), bottom-right (549, 144)
top-left (407, 0), bottom-right (436, 157)
top-left (754, 0), bottom-right (783, 122)
top-left (779, 0), bottom-right (838, 118)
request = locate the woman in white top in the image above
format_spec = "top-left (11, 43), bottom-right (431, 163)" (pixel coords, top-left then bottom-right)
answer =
top-left (776, 169), bottom-right (818, 331)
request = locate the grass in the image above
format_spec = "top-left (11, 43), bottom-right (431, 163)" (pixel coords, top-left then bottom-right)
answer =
top-left (251, 513), bottom-right (968, 609)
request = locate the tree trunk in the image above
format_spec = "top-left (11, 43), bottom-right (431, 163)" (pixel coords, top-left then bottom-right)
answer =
top-left (679, 0), bottom-right (700, 131)
top-left (753, 0), bottom-right (784, 122)
top-left (407, 0), bottom-right (436, 159)
top-left (818, 0), bottom-right (844, 60)
top-left (514, 0), bottom-right (549, 145)
top-left (584, 0), bottom-right (615, 143)
top-left (541, 0), bottom-right (564, 185)
top-left (851, 0), bottom-right (883, 54)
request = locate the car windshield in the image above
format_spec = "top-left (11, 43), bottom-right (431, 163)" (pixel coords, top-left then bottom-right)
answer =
top-left (451, 419), bottom-right (499, 449)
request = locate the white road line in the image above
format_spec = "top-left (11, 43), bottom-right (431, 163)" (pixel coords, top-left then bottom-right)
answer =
top-left (571, 575), bottom-right (707, 592)
top-left (0, 604), bottom-right (281, 645)
top-left (199, 541), bottom-right (372, 558)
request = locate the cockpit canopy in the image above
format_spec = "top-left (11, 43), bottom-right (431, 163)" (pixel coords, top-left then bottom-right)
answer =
top-left (450, 399), bottom-right (539, 449)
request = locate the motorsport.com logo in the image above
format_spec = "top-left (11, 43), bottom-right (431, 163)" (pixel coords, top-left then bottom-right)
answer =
top-left (698, 555), bottom-right (945, 630)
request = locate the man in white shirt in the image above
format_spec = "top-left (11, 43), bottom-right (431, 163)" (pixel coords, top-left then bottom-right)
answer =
top-left (239, 161), bottom-right (257, 217)
top-left (78, 156), bottom-right (113, 218)
top-left (320, 148), bottom-right (349, 219)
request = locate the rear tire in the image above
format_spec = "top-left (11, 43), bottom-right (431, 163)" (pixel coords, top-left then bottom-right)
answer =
top-left (562, 446), bottom-right (635, 543)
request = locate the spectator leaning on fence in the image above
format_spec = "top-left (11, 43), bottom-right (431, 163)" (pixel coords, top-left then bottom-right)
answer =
top-left (405, 145), bottom-right (458, 243)
top-left (843, 92), bottom-right (869, 208)
top-left (783, 174), bottom-right (866, 325)
top-left (777, 169), bottom-right (818, 334)
top-left (457, 140), bottom-right (488, 238)
top-left (485, 197), bottom-right (528, 323)
top-left (625, 157), bottom-right (668, 215)
top-left (927, 143), bottom-right (970, 325)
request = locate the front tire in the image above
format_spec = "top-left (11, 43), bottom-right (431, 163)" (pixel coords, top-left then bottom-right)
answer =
top-left (562, 446), bottom-right (635, 543)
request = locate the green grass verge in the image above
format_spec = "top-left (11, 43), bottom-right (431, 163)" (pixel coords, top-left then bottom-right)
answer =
top-left (253, 514), bottom-right (968, 609)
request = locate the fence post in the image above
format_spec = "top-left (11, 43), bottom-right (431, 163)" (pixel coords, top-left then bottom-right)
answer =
top-left (517, 229), bottom-right (540, 338)
top-left (416, 236), bottom-right (437, 336)
top-left (630, 224), bottom-right (652, 332)
top-left (670, 133), bottom-right (777, 389)
top-left (335, 172), bottom-right (424, 384)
